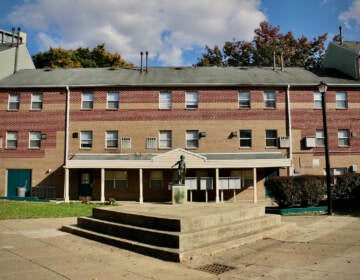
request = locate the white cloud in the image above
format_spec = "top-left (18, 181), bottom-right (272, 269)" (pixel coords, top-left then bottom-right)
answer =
top-left (7, 0), bottom-right (266, 66)
top-left (338, 0), bottom-right (360, 29)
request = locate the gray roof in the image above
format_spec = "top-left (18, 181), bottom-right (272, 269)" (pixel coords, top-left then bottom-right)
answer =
top-left (341, 41), bottom-right (360, 54)
top-left (0, 66), bottom-right (360, 89)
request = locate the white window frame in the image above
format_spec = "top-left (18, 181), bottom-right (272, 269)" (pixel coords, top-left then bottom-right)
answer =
top-left (6, 131), bottom-right (18, 149)
top-left (336, 92), bottom-right (348, 109)
top-left (186, 130), bottom-right (199, 149)
top-left (185, 92), bottom-right (198, 109)
top-left (80, 131), bottom-right (93, 149)
top-left (316, 129), bottom-right (325, 147)
top-left (81, 93), bottom-right (94, 110)
top-left (239, 129), bottom-right (252, 148)
top-left (314, 92), bottom-right (322, 109)
top-left (265, 129), bottom-right (277, 147)
top-left (159, 130), bottom-right (172, 149)
top-left (338, 129), bottom-right (350, 147)
top-left (146, 137), bottom-right (157, 149)
top-left (159, 92), bottom-right (172, 109)
top-left (238, 92), bottom-right (250, 109)
top-left (29, 131), bottom-right (41, 149)
top-left (8, 93), bottom-right (20, 110)
top-left (107, 92), bottom-right (119, 109)
top-left (120, 137), bottom-right (131, 150)
top-left (264, 91), bottom-right (276, 108)
top-left (105, 131), bottom-right (118, 149)
top-left (31, 93), bottom-right (43, 110)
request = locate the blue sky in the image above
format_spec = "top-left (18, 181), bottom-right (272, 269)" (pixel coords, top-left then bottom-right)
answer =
top-left (1, 0), bottom-right (359, 66)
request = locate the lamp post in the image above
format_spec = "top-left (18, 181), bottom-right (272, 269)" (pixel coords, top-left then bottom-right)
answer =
top-left (318, 81), bottom-right (333, 215)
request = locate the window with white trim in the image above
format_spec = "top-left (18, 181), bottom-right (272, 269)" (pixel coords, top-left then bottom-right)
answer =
top-left (107, 92), bottom-right (119, 109)
top-left (31, 93), bottom-right (43, 110)
top-left (265, 129), bottom-right (277, 147)
top-left (336, 92), bottom-right (348, 109)
top-left (81, 93), bottom-right (93, 109)
top-left (6, 131), bottom-right (18, 149)
top-left (29, 131), bottom-right (41, 149)
top-left (239, 130), bottom-right (252, 147)
top-left (338, 129), bottom-right (350, 146)
top-left (159, 92), bottom-right (172, 109)
top-left (105, 170), bottom-right (128, 190)
top-left (264, 91), bottom-right (276, 108)
top-left (238, 92), bottom-right (250, 109)
top-left (120, 137), bottom-right (131, 150)
top-left (80, 131), bottom-right (93, 148)
top-left (159, 130), bottom-right (172, 149)
top-left (314, 92), bottom-right (322, 109)
top-left (8, 93), bottom-right (20, 110)
top-left (186, 130), bottom-right (199, 148)
top-left (146, 137), bottom-right (157, 149)
top-left (106, 131), bottom-right (118, 148)
top-left (185, 92), bottom-right (198, 109)
top-left (316, 129), bottom-right (325, 147)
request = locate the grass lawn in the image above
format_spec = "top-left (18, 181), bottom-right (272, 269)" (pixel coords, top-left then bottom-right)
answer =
top-left (0, 200), bottom-right (109, 220)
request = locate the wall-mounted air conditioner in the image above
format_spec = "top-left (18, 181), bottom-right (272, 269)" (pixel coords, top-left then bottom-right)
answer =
top-left (305, 137), bottom-right (316, 148)
top-left (278, 136), bottom-right (290, 148)
top-left (350, 164), bottom-right (358, 172)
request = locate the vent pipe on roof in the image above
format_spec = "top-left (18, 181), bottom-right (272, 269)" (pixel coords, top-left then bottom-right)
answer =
top-left (339, 26), bottom-right (343, 45)
top-left (145, 51), bottom-right (149, 72)
top-left (14, 27), bottom-right (21, 74)
top-left (140, 51), bottom-right (143, 72)
top-left (273, 51), bottom-right (276, 71)
top-left (11, 27), bottom-right (15, 45)
top-left (281, 52), bottom-right (284, 71)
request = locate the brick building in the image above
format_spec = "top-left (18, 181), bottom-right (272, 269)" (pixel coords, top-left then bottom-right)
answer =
top-left (0, 41), bottom-right (359, 203)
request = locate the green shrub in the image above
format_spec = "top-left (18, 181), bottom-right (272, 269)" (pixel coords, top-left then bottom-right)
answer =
top-left (334, 173), bottom-right (360, 199)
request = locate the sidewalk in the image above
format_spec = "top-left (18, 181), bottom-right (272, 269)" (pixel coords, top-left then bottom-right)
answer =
top-left (0, 215), bottom-right (359, 279)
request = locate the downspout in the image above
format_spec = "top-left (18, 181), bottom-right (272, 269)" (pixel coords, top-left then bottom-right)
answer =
top-left (65, 86), bottom-right (70, 165)
top-left (286, 84), bottom-right (293, 176)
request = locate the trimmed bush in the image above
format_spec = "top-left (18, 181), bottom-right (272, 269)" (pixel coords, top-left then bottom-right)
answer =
top-left (334, 173), bottom-right (360, 199)
top-left (265, 175), bottom-right (325, 207)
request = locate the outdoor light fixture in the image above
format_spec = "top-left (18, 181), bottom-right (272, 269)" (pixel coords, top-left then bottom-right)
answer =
top-left (318, 81), bottom-right (333, 215)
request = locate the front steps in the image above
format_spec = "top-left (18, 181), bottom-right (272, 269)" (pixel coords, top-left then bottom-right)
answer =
top-left (62, 203), bottom-right (295, 262)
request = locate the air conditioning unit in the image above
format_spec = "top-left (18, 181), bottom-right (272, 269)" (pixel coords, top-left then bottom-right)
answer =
top-left (350, 164), bottom-right (358, 172)
top-left (278, 136), bottom-right (290, 148)
top-left (305, 137), bottom-right (316, 148)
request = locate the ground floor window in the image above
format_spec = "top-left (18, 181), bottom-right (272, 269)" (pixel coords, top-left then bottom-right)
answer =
top-left (150, 170), bottom-right (163, 189)
top-left (105, 170), bottom-right (128, 190)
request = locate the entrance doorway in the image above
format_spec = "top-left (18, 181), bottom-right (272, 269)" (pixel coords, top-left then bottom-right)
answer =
top-left (79, 172), bottom-right (92, 198)
top-left (7, 169), bottom-right (31, 197)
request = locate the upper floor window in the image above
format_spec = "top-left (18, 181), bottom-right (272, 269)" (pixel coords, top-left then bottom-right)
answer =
top-left (6, 131), bottom-right (18, 149)
top-left (31, 93), bottom-right (43, 110)
top-left (107, 92), bottom-right (119, 109)
top-left (264, 91), bottom-right (276, 108)
top-left (159, 92), bottom-right (172, 109)
top-left (80, 131), bottom-right (93, 148)
top-left (120, 137), bottom-right (131, 150)
top-left (316, 129), bottom-right (325, 147)
top-left (336, 92), bottom-right (348, 109)
top-left (146, 137), bottom-right (157, 149)
top-left (265, 129), bottom-right (277, 147)
top-left (239, 129), bottom-right (252, 148)
top-left (29, 131), bottom-right (41, 149)
top-left (314, 92), bottom-right (322, 109)
top-left (238, 92), bottom-right (250, 109)
top-left (159, 130), bottom-right (172, 149)
top-left (8, 93), bottom-right (20, 110)
top-left (186, 130), bottom-right (199, 148)
top-left (185, 92), bottom-right (198, 109)
top-left (82, 93), bottom-right (93, 110)
top-left (338, 129), bottom-right (350, 147)
top-left (106, 131), bottom-right (118, 148)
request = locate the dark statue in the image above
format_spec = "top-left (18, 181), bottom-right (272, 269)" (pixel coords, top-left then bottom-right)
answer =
top-left (172, 155), bottom-right (186, 184)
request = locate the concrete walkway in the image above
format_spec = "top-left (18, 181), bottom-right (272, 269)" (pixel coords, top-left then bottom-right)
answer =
top-left (0, 215), bottom-right (359, 279)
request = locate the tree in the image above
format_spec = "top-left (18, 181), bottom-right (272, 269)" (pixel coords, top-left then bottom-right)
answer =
top-left (32, 43), bottom-right (133, 68)
top-left (196, 21), bottom-right (327, 69)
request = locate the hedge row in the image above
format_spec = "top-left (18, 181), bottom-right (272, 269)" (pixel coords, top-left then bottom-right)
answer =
top-left (265, 173), bottom-right (360, 208)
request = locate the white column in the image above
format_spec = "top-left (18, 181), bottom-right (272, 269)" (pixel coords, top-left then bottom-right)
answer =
top-left (139, 168), bottom-right (143, 204)
top-left (253, 167), bottom-right (257, 204)
top-left (100, 168), bottom-right (105, 203)
top-left (215, 168), bottom-right (220, 203)
top-left (64, 168), bottom-right (70, 203)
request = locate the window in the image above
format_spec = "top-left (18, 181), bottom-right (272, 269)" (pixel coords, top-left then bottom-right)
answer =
top-left (185, 92), bottom-right (198, 109)
top-left (265, 129), bottom-right (277, 147)
top-left (107, 92), bottom-right (119, 109)
top-left (316, 129), bottom-right (325, 147)
top-left (159, 92), bottom-right (172, 109)
top-left (146, 137), bottom-right (157, 149)
top-left (31, 93), bottom-right (43, 110)
top-left (264, 91), bottom-right (276, 108)
top-left (186, 130), bottom-right (199, 148)
top-left (29, 131), bottom-right (41, 149)
top-left (105, 171), bottom-right (128, 190)
top-left (150, 171), bottom-right (163, 189)
top-left (80, 131), bottom-right (93, 148)
top-left (6, 131), bottom-right (18, 149)
top-left (106, 131), bottom-right (118, 148)
top-left (82, 93), bottom-right (93, 109)
top-left (336, 92), bottom-right (348, 109)
top-left (121, 137), bottom-right (131, 150)
top-left (338, 129), bottom-right (350, 146)
top-left (8, 93), bottom-right (20, 110)
top-left (159, 130), bottom-right (172, 149)
top-left (314, 92), bottom-right (322, 109)
top-left (238, 92), bottom-right (250, 109)
top-left (239, 130), bottom-right (252, 147)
